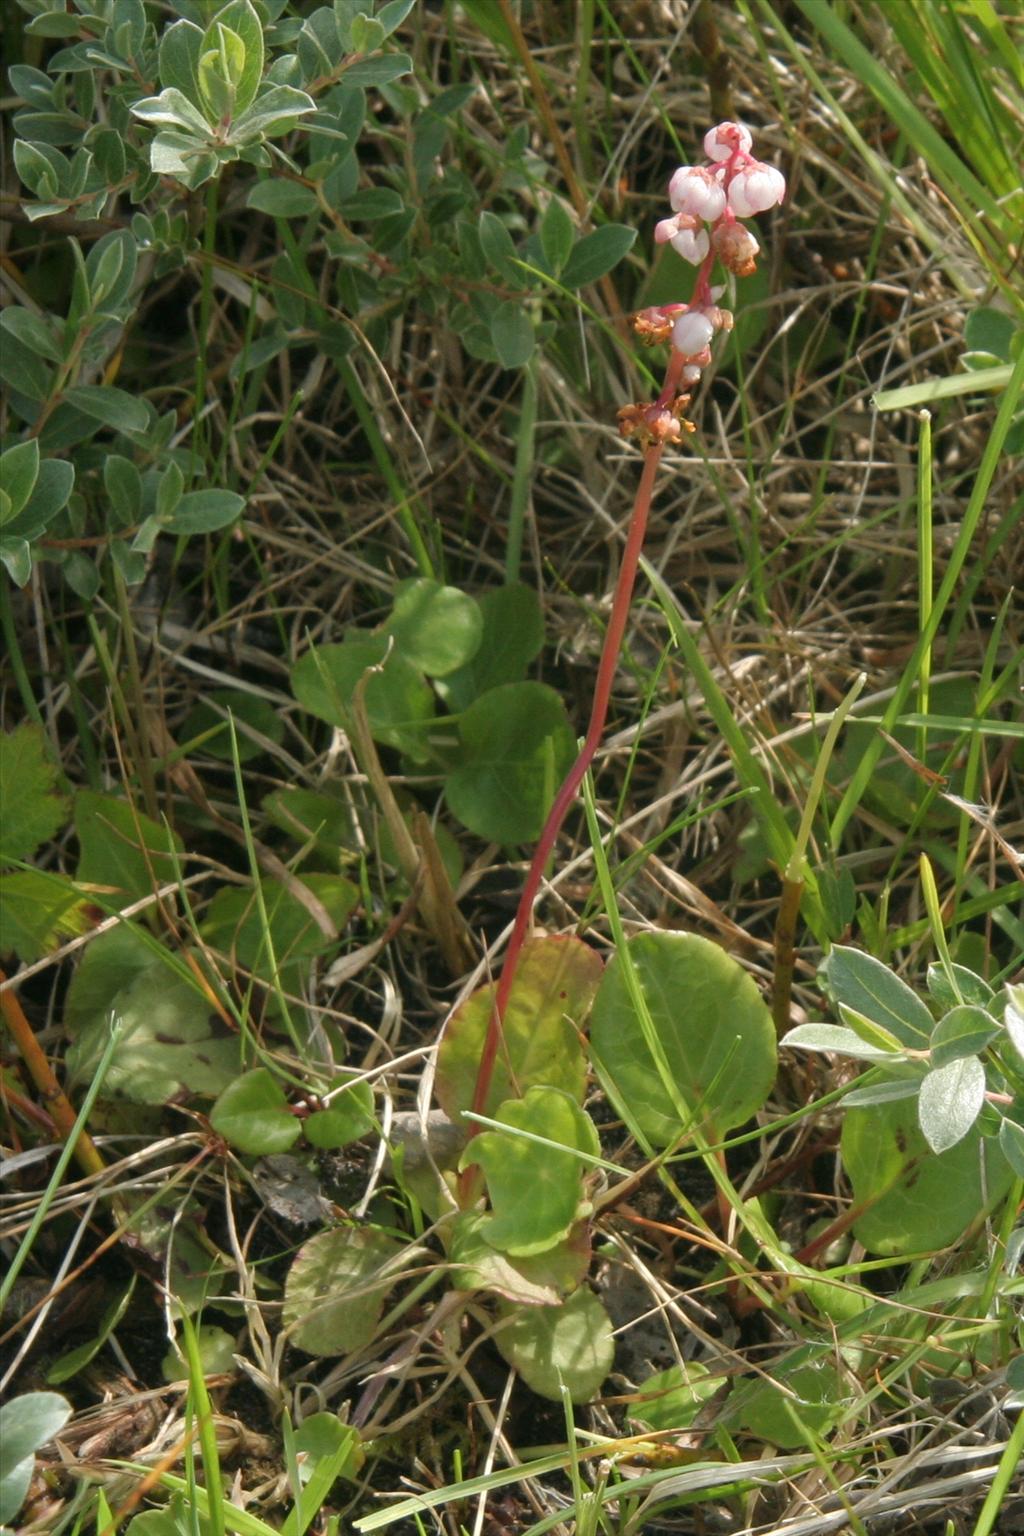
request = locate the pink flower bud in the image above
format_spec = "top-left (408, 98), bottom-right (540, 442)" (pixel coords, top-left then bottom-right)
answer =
top-left (703, 122), bottom-right (753, 163)
top-left (670, 224), bottom-right (710, 265)
top-left (672, 309), bottom-right (715, 356)
top-left (727, 163), bottom-right (786, 218)
top-left (668, 165), bottom-right (726, 222)
top-left (654, 217), bottom-right (679, 244)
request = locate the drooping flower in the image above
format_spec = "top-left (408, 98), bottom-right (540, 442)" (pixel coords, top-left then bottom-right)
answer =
top-left (668, 164), bottom-right (727, 222)
top-left (727, 162), bottom-right (786, 218)
top-left (703, 121), bottom-right (752, 162)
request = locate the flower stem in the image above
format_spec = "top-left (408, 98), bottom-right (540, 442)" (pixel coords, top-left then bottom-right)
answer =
top-left (468, 434), bottom-right (666, 1125)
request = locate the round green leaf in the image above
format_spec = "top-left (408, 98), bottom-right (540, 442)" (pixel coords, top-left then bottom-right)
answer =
top-left (304, 1073), bottom-right (375, 1149)
top-left (210, 1067), bottom-right (301, 1155)
top-left (386, 578), bottom-right (483, 677)
top-left (282, 1226), bottom-right (401, 1357)
top-left (65, 962), bottom-right (241, 1104)
top-left (435, 934), bottom-right (601, 1122)
top-left (841, 1097), bottom-right (1014, 1255)
top-left (590, 932), bottom-right (776, 1147)
top-left (74, 790), bottom-right (184, 903)
top-left (495, 1287), bottom-right (614, 1403)
top-left (201, 873), bottom-right (357, 1005)
top-left (445, 681), bottom-right (574, 843)
top-left (460, 1086), bottom-right (598, 1256)
top-left (291, 635), bottom-right (434, 756)
top-left (162, 1324), bottom-right (237, 1382)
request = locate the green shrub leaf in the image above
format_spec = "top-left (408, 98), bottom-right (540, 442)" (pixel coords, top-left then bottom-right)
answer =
top-left (161, 489), bottom-right (245, 534)
top-left (825, 945), bottom-right (933, 1046)
top-left (561, 224), bottom-right (636, 287)
top-left (0, 1391), bottom-right (71, 1526)
top-left (917, 1055), bottom-right (986, 1153)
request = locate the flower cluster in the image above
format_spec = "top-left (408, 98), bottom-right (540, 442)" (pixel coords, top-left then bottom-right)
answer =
top-left (619, 122), bottom-right (785, 446)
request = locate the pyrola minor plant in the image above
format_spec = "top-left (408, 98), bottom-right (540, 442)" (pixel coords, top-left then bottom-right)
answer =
top-left (467, 124), bottom-right (787, 1130)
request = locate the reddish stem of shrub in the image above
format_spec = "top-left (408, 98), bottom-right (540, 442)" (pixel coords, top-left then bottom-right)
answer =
top-left (468, 425), bottom-right (670, 1126)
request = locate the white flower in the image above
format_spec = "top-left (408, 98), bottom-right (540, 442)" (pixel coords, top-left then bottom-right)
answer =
top-left (727, 163), bottom-right (786, 218)
top-left (670, 224), bottom-right (710, 264)
top-left (672, 309), bottom-right (715, 356)
top-left (668, 165), bottom-right (726, 221)
top-left (703, 121), bottom-right (753, 162)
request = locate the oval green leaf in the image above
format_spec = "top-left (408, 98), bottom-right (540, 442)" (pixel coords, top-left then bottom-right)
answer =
top-left (385, 577), bottom-right (483, 677)
top-left (437, 582), bottom-right (544, 712)
top-left (589, 931), bottom-right (776, 1147)
top-left (282, 1226), bottom-right (402, 1357)
top-left (304, 1073), bottom-right (375, 1149)
top-left (495, 1286), bottom-right (614, 1403)
top-left (210, 1067), bottom-right (301, 1155)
